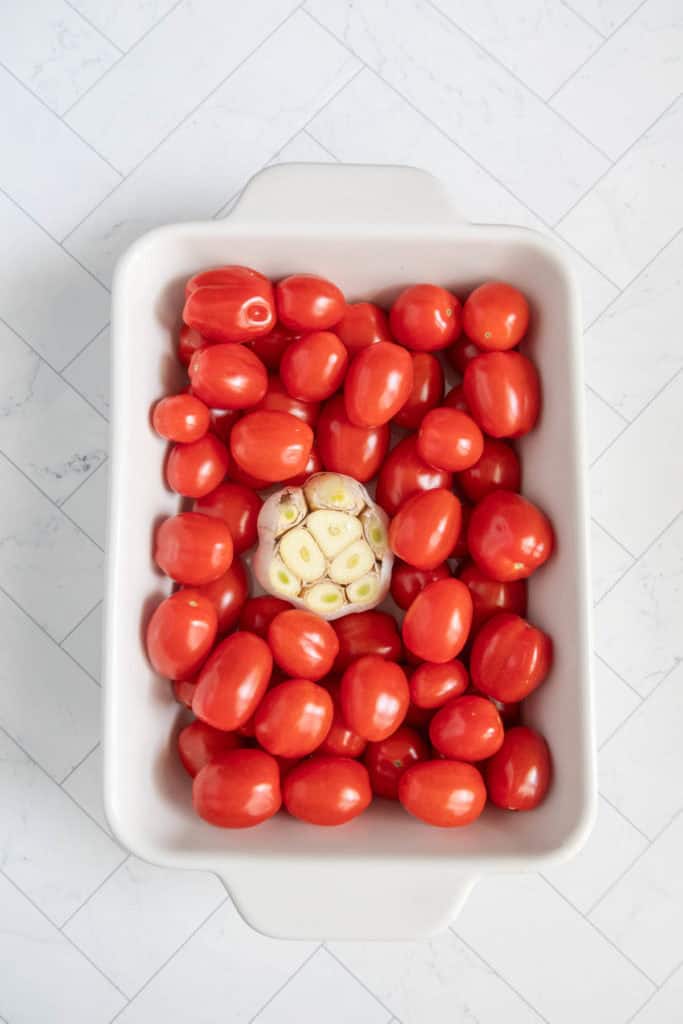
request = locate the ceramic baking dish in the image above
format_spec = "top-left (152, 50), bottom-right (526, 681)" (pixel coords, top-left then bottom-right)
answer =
top-left (104, 163), bottom-right (596, 940)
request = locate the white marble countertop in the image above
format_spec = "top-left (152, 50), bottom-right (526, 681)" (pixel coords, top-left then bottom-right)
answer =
top-left (1, 1), bottom-right (681, 1022)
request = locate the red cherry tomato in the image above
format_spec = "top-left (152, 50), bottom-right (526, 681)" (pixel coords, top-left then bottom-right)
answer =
top-left (450, 502), bottom-right (471, 559)
top-left (399, 760), bottom-right (486, 827)
top-left (318, 679), bottom-right (367, 757)
top-left (402, 578), bottom-right (472, 663)
top-left (154, 512), bottom-right (233, 585)
top-left (194, 482), bottom-right (262, 554)
top-left (417, 408), bottom-right (484, 473)
top-left (485, 726), bottom-right (551, 811)
top-left (238, 595), bottom-right (293, 638)
top-left (230, 410), bottom-right (313, 484)
top-left (165, 433), bottom-right (229, 498)
top-left (268, 609), bottom-right (339, 681)
top-left (390, 560), bottom-right (451, 611)
top-left (389, 489), bottom-right (461, 571)
top-left (275, 274), bottom-right (345, 331)
top-left (463, 281), bottom-right (529, 351)
top-left (344, 341), bottom-right (413, 428)
top-left (375, 436), bottom-right (452, 516)
top-left (409, 659), bottom-right (468, 709)
top-left (446, 336), bottom-right (482, 374)
top-left (146, 590), bottom-right (217, 680)
top-left (283, 756), bottom-right (371, 825)
top-left (316, 394), bottom-right (389, 482)
top-left (332, 610), bottom-right (402, 672)
top-left (429, 694), bottom-right (504, 762)
top-left (226, 448), bottom-right (270, 490)
top-left (442, 383), bottom-right (470, 413)
top-left (456, 438), bottom-right (521, 504)
top-left (282, 445), bottom-right (323, 485)
top-left (468, 490), bottom-right (554, 581)
top-left (178, 324), bottom-right (208, 366)
top-left (209, 407), bottom-right (241, 444)
top-left (183, 275), bottom-right (275, 344)
top-left (390, 284), bottom-right (462, 351)
top-left (280, 331), bottom-right (349, 402)
top-left (458, 561), bottom-right (527, 631)
top-left (334, 301), bottom-right (391, 353)
top-left (255, 375), bottom-right (320, 427)
top-left (393, 353), bottom-right (444, 429)
top-left (470, 689), bottom-right (522, 727)
top-left (172, 677), bottom-right (197, 708)
top-left (364, 726), bottom-right (430, 799)
top-left (178, 720), bottom-right (241, 777)
top-left (188, 344), bottom-right (268, 410)
top-left (193, 748), bottom-right (281, 828)
top-left (464, 352), bottom-right (540, 438)
top-left (152, 393), bottom-right (210, 443)
top-left (340, 656), bottom-right (409, 742)
top-left (185, 264), bottom-right (270, 297)
top-left (254, 679), bottom-right (333, 758)
top-left (404, 701), bottom-right (434, 730)
top-left (193, 631), bottom-right (273, 730)
top-left (470, 612), bottom-right (552, 702)
top-left (193, 557), bottom-right (249, 635)
top-left (247, 323), bottom-right (299, 370)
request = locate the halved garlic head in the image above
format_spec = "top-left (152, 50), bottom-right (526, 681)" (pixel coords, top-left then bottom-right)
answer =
top-left (254, 471), bottom-right (393, 620)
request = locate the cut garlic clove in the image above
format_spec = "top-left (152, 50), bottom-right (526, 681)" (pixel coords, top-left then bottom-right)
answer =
top-left (360, 507), bottom-right (388, 559)
top-left (303, 581), bottom-right (346, 614)
top-left (269, 555), bottom-right (301, 597)
top-left (279, 526), bottom-right (326, 582)
top-left (346, 571), bottom-right (381, 606)
top-left (274, 488), bottom-right (307, 537)
top-left (304, 473), bottom-right (365, 515)
top-left (328, 539), bottom-right (375, 585)
top-left (306, 509), bottom-right (362, 559)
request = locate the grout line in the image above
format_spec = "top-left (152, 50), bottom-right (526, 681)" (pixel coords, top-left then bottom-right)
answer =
top-left (248, 944), bottom-right (323, 1021)
top-left (59, 455), bottom-right (109, 511)
top-left (61, 322), bottom-right (110, 375)
top-left (324, 947), bottom-right (403, 1022)
top-left (60, 854), bottom-right (130, 931)
top-left (626, 986), bottom-right (661, 1024)
top-left (590, 515), bottom-right (636, 561)
top-left (596, 793), bottom-right (650, 842)
top-left (585, 383), bottom-right (630, 427)
top-left (550, 229), bottom-right (622, 291)
top-left (59, 598), bottom-right (103, 649)
top-left (60, 740), bottom-right (101, 786)
top-left (597, 659), bottom-right (680, 752)
top-left (0, 867), bottom-right (129, 1001)
top-left (302, 127), bottom-right (339, 161)
top-left (62, 0), bottom-right (125, 55)
top-left (593, 651), bottom-right (642, 702)
top-left (108, 896), bottom-right (229, 1018)
top-left (452, 929), bottom-right (551, 1023)
top-left (559, 0), bottom-right (607, 39)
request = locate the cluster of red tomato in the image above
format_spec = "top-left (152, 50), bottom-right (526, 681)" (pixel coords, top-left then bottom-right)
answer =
top-left (147, 266), bottom-right (555, 829)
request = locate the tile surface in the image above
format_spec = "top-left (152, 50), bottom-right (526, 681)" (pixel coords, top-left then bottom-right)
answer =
top-left (1, 3), bottom-right (682, 1021)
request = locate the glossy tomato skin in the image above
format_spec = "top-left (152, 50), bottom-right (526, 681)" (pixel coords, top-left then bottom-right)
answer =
top-left (463, 281), bottom-right (529, 351)
top-left (226, 447), bottom-right (270, 490)
top-left (456, 438), bottom-right (521, 504)
top-left (389, 488), bottom-right (461, 571)
top-left (340, 656), bottom-right (409, 742)
top-left (316, 395), bottom-right (389, 482)
top-left (178, 720), bottom-right (241, 777)
top-left (334, 301), bottom-right (391, 353)
top-left (464, 351), bottom-right (540, 438)
top-left (146, 590), bottom-right (217, 680)
top-left (185, 264), bottom-right (270, 296)
top-left (255, 375), bottom-right (320, 427)
top-left (458, 561), bottom-right (527, 631)
top-left (390, 560), bottom-right (450, 611)
top-left (154, 512), bottom-right (233, 585)
top-left (471, 689), bottom-right (521, 728)
top-left (238, 595), bottom-right (293, 638)
top-left (282, 445), bottom-right (323, 485)
top-left (230, 410), bottom-right (313, 483)
top-left (442, 383), bottom-right (470, 412)
top-left (247, 323), bottom-right (299, 370)
top-left (318, 680), bottom-right (367, 757)
top-left (390, 284), bottom-right (462, 351)
top-left (193, 748), bottom-right (281, 828)
top-left (393, 353), bottom-right (444, 429)
top-left (399, 760), bottom-right (486, 827)
top-left (165, 433), bottom-right (229, 499)
top-left (183, 275), bottom-right (275, 344)
top-left (275, 274), bottom-right (345, 332)
top-left (268, 609), bottom-right (339, 681)
top-left (344, 341), bottom-right (414, 428)
top-left (332, 610), bottom-right (402, 672)
top-left (193, 631), bottom-right (273, 730)
top-left (178, 324), bottom-right (208, 366)
top-left (450, 502), bottom-right (471, 559)
top-left (364, 726), bottom-right (430, 799)
top-left (194, 482), bottom-right (262, 554)
top-left (486, 726), bottom-right (551, 811)
top-left (409, 659), bottom-right (469, 709)
top-left (468, 490), bottom-right (554, 581)
top-left (283, 756), bottom-right (371, 825)
top-left (417, 408), bottom-right (484, 473)
top-left (445, 336), bottom-right (482, 375)
top-left (280, 331), bottom-right (348, 402)
top-left (152, 393), bottom-right (210, 443)
top-left (254, 679), bottom-right (333, 758)
top-left (402, 578), bottom-right (473, 664)
top-left (189, 344), bottom-right (268, 410)
top-left (376, 436), bottom-right (452, 516)
top-left (429, 694), bottom-right (504, 761)
top-left (209, 407), bottom-right (241, 445)
top-left (470, 612), bottom-right (552, 702)
top-left (194, 557), bottom-right (249, 635)
top-left (173, 677), bottom-right (197, 708)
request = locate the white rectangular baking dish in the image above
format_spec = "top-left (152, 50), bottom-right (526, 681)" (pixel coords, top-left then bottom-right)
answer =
top-left (104, 163), bottom-right (596, 940)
